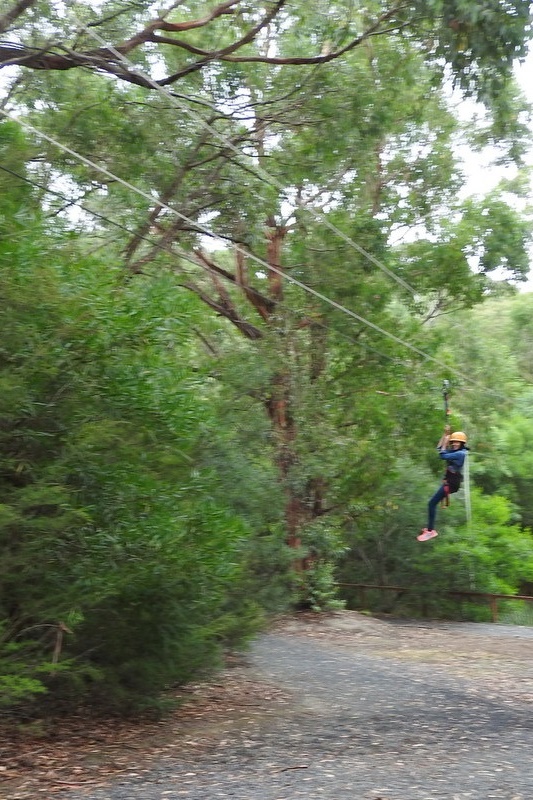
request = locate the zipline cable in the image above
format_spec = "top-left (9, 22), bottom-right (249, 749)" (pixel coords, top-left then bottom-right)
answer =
top-left (0, 108), bottom-right (511, 401)
top-left (0, 162), bottom-right (405, 365)
top-left (82, 7), bottom-right (527, 312)
top-left (2, 162), bottom-right (493, 397)
top-left (70, 9), bottom-right (420, 299)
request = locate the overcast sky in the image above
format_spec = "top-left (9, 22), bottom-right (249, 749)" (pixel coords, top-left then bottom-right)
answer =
top-left (470, 52), bottom-right (533, 292)
top-left (378, 49), bottom-right (533, 291)
top-left (514, 53), bottom-right (533, 292)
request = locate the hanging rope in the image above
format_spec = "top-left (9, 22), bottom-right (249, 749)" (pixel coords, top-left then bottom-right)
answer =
top-left (442, 381), bottom-right (474, 587)
top-left (442, 379), bottom-right (451, 420)
top-left (463, 453), bottom-right (472, 527)
top-left (440, 380), bottom-right (472, 525)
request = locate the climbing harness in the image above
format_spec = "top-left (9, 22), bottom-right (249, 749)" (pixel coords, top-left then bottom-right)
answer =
top-left (442, 466), bottom-right (462, 507)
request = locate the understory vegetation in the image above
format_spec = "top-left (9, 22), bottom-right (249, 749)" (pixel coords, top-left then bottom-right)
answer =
top-left (1, 0), bottom-right (533, 719)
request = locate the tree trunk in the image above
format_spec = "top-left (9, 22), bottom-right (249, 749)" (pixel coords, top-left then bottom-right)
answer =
top-left (262, 220), bottom-right (310, 559)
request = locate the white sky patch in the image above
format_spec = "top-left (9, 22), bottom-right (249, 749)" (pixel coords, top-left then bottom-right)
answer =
top-left (511, 49), bottom-right (533, 291)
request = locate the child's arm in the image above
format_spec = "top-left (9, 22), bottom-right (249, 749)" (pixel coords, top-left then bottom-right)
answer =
top-left (437, 425), bottom-right (451, 450)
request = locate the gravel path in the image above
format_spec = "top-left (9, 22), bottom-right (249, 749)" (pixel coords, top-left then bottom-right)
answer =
top-left (58, 614), bottom-right (533, 800)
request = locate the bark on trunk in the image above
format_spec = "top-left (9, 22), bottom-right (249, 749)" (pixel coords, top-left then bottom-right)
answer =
top-left (261, 220), bottom-right (311, 564)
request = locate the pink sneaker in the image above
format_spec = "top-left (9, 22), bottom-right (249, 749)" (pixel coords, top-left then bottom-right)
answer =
top-left (417, 528), bottom-right (438, 542)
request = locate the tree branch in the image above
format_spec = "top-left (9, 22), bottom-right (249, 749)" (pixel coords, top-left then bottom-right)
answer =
top-left (181, 280), bottom-right (263, 339)
top-left (155, 0), bottom-right (239, 32)
top-left (158, 0), bottom-right (287, 86)
top-left (0, 0), bottom-right (36, 35)
top-left (213, 4), bottom-right (408, 66)
top-left (195, 247), bottom-right (276, 321)
top-left (0, 0), bottom-right (411, 89)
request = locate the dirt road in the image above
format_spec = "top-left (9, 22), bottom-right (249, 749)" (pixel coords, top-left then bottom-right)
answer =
top-left (3, 612), bottom-right (533, 800)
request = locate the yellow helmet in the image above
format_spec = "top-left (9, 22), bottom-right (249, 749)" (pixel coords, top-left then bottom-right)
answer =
top-left (450, 431), bottom-right (467, 443)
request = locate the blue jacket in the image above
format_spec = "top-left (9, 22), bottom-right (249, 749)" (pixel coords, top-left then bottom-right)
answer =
top-left (438, 447), bottom-right (466, 474)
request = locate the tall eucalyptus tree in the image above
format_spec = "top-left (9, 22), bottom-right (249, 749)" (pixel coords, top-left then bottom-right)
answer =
top-left (1, 0), bottom-right (531, 586)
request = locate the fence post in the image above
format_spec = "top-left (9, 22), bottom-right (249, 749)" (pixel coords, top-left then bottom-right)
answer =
top-left (421, 594), bottom-right (428, 617)
top-left (490, 595), bottom-right (498, 623)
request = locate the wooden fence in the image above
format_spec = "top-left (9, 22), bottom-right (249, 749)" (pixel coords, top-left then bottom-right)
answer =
top-left (337, 582), bottom-right (533, 623)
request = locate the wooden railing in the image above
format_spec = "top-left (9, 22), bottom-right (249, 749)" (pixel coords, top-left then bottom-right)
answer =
top-left (337, 583), bottom-right (533, 623)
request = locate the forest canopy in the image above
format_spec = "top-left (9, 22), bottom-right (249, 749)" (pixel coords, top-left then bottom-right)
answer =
top-left (1, 0), bottom-right (533, 716)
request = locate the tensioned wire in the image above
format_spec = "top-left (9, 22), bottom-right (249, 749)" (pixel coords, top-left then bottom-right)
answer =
top-left (5, 165), bottom-right (478, 537)
top-left (76, 5), bottom-right (512, 369)
top-left (67, 3), bottom-right (489, 386)
top-left (0, 173), bottom-right (481, 533)
top-left (68, 5), bottom-right (420, 299)
top-left (1, 166), bottom-right (418, 448)
top-left (80, 4), bottom-right (513, 306)
top-left (0, 106), bottom-right (511, 403)
top-left (0, 161), bottom-right (409, 366)
top-left (5, 0), bottom-right (483, 536)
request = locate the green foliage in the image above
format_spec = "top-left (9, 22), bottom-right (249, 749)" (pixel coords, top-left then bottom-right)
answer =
top-left (0, 675), bottom-right (48, 707)
top-left (2, 0), bottom-right (533, 720)
top-left (299, 561), bottom-right (346, 613)
top-left (0, 159), bottom-right (285, 715)
top-left (413, 0), bottom-right (531, 101)
top-left (338, 459), bottom-right (533, 620)
top-left (439, 294), bottom-right (533, 532)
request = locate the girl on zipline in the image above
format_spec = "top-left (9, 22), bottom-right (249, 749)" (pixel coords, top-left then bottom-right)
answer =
top-left (418, 426), bottom-right (468, 542)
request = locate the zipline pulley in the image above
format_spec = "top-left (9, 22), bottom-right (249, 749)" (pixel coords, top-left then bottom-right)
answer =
top-left (442, 379), bottom-right (451, 421)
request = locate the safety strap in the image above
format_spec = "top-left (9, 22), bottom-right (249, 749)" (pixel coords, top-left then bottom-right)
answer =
top-left (463, 452), bottom-right (471, 525)
top-left (441, 380), bottom-right (451, 508)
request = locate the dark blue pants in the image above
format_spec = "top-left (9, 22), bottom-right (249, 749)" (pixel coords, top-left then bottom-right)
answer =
top-left (428, 484), bottom-right (447, 530)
